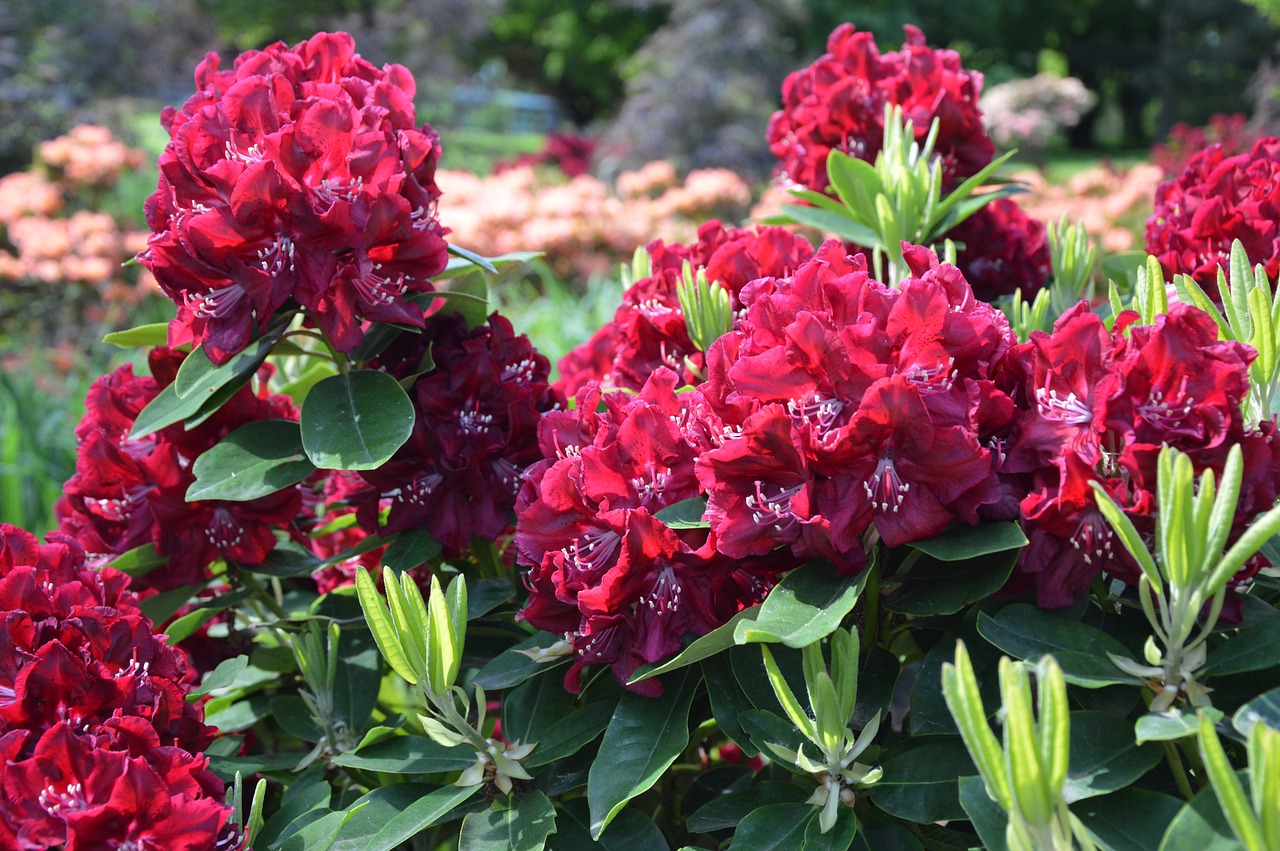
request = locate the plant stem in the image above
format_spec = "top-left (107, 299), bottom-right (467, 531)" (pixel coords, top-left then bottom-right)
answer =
top-left (1163, 740), bottom-right (1196, 802)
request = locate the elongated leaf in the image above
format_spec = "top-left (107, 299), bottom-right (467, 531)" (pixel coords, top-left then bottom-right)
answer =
top-left (885, 549), bottom-right (1018, 616)
top-left (187, 420), bottom-right (314, 502)
top-left (870, 738), bottom-right (974, 822)
top-left (653, 496), bottom-right (709, 529)
top-left (190, 655), bottom-right (249, 698)
top-left (549, 798), bottom-right (664, 851)
top-left (1198, 713), bottom-right (1266, 850)
top-left (907, 522), bottom-right (1028, 561)
top-left (587, 667), bottom-right (698, 838)
top-left (103, 321), bottom-right (169, 348)
top-left (977, 606), bottom-right (1140, 688)
top-left (1233, 685), bottom-right (1280, 737)
top-left (735, 561), bottom-right (867, 648)
top-left (164, 588), bottom-right (251, 644)
top-left (725, 802), bottom-right (814, 851)
top-left (1207, 617), bottom-right (1280, 676)
top-left (354, 567), bottom-right (417, 684)
top-left (106, 543), bottom-right (166, 578)
top-left (300, 371), bottom-right (415, 470)
top-left (472, 631), bottom-right (570, 690)
top-left (1158, 775), bottom-right (1249, 851)
top-left (629, 606), bottom-right (759, 684)
top-left (525, 699), bottom-right (616, 768)
top-left (364, 784), bottom-right (478, 851)
top-left (958, 775), bottom-right (1009, 851)
top-left (459, 792), bottom-right (556, 851)
top-left (503, 672), bottom-right (575, 749)
top-left (447, 242), bottom-right (499, 273)
top-left (331, 736), bottom-right (476, 774)
top-left (1073, 788), bottom-right (1183, 851)
top-left (381, 527), bottom-right (442, 573)
top-left (687, 782), bottom-right (810, 832)
top-left (778, 204), bottom-right (881, 247)
top-left (1136, 708), bottom-right (1223, 744)
top-left (329, 784), bottom-right (437, 851)
top-left (1063, 711), bottom-right (1162, 802)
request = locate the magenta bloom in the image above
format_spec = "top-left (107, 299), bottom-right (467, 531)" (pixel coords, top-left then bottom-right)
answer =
top-left (140, 32), bottom-right (449, 363)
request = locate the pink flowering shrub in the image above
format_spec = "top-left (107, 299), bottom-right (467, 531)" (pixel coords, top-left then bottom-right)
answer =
top-left (1011, 163), bottom-right (1163, 253)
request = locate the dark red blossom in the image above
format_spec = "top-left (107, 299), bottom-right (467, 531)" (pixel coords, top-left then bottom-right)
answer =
top-left (949, 198), bottom-right (1051, 301)
top-left (140, 31), bottom-right (449, 363)
top-left (1145, 136), bottom-right (1280, 289)
top-left (767, 23), bottom-right (994, 195)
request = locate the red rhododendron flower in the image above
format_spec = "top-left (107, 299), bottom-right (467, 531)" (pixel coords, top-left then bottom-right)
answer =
top-left (767, 24), bottom-right (994, 195)
top-left (351, 312), bottom-right (563, 551)
top-left (58, 347), bottom-right (303, 589)
top-left (949, 198), bottom-right (1052, 301)
top-left (556, 221), bottom-right (815, 394)
top-left (140, 31), bottom-right (449, 363)
top-left (1145, 137), bottom-right (1280, 289)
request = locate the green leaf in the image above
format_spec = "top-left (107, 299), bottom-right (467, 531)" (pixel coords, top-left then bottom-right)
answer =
top-left (653, 496), bottom-right (709, 529)
top-left (381, 527), bottom-right (442, 573)
top-left (1073, 788), bottom-right (1184, 851)
top-left (1136, 708), bottom-right (1223, 744)
top-left (103, 321), bottom-right (169, 348)
top-left (300, 371), bottom-right (415, 470)
top-left (1158, 780), bottom-right (1243, 851)
top-left (587, 667), bottom-right (699, 838)
top-left (256, 772), bottom-right (332, 848)
top-left (472, 631), bottom-right (569, 690)
top-left (912, 624), bottom-right (1000, 738)
top-left (803, 804), bottom-right (858, 850)
top-left (331, 735), bottom-right (477, 774)
top-left (977, 606), bottom-right (1141, 688)
top-left (549, 799), bottom-right (666, 851)
top-left (447, 242), bottom-right (499, 274)
top-left (725, 802), bottom-right (814, 850)
top-left (1207, 617), bottom-right (1280, 676)
top-left (130, 382), bottom-right (224, 442)
top-left (629, 606), bottom-right (759, 684)
top-left (703, 655), bottom-right (760, 756)
top-left (1233, 685), bottom-right (1280, 737)
top-left (525, 699), bottom-right (616, 768)
top-left (687, 782), bottom-right (809, 832)
top-left (328, 783), bottom-right (439, 851)
top-left (439, 268), bottom-right (492, 328)
top-left (271, 694), bottom-right (324, 743)
top-left (906, 521), bottom-right (1028, 561)
top-left (206, 752), bottom-right (301, 781)
top-left (163, 587), bottom-right (251, 644)
top-left (503, 671), bottom-right (576, 749)
top-left (459, 792), bottom-right (557, 851)
top-left (884, 549), bottom-right (1018, 617)
top-left (364, 784), bottom-right (478, 851)
top-left (249, 539), bottom-right (323, 578)
top-left (466, 578), bottom-right (515, 620)
top-left (735, 561), bottom-right (867, 648)
top-left (1063, 711), bottom-right (1163, 802)
top-left (106, 543), bottom-right (166, 578)
top-left (186, 420), bottom-right (314, 502)
top-left (738, 709), bottom-right (809, 771)
top-left (849, 822), bottom-right (925, 851)
top-left (870, 738), bottom-right (974, 822)
top-left (778, 203), bottom-right (881, 247)
top-left (190, 655), bottom-right (249, 698)
top-left (958, 775), bottom-right (1009, 851)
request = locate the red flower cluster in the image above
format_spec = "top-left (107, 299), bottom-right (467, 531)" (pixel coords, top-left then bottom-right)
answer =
top-left (1000, 303), bottom-right (1280, 606)
top-left (696, 241), bottom-right (1017, 572)
top-left (556, 221), bottom-right (815, 394)
top-left (0, 524), bottom-right (236, 850)
top-left (767, 24), bottom-right (994, 194)
top-left (349, 312), bottom-right (564, 552)
top-left (1145, 137), bottom-right (1280, 289)
top-left (1150, 113), bottom-right (1257, 177)
top-left (948, 198), bottom-right (1052, 301)
top-left (516, 371), bottom-right (781, 694)
top-left (140, 31), bottom-right (449, 364)
top-left (58, 347), bottom-right (302, 590)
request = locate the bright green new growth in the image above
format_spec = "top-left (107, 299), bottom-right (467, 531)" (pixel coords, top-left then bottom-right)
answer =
top-left (1171, 239), bottom-right (1280, 424)
top-left (1197, 712), bottom-right (1280, 851)
top-left (1092, 443), bottom-right (1280, 711)
top-left (941, 644), bottom-right (1093, 851)
top-left (291, 621), bottom-right (356, 765)
top-left (1047, 215), bottom-right (1098, 319)
top-left (676, 259), bottom-right (733, 354)
top-left (1108, 253), bottom-right (1170, 330)
top-left (773, 103), bottom-right (1019, 284)
top-left (759, 627), bottom-right (882, 833)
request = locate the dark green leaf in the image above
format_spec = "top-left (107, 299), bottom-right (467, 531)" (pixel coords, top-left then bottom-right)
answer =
top-left (203, 693), bottom-right (272, 733)
top-left (1157, 781), bottom-right (1240, 851)
top-left (630, 606), bottom-right (759, 684)
top-left (329, 783), bottom-right (440, 851)
top-left (164, 587), bottom-right (251, 644)
top-left (725, 802), bottom-right (813, 850)
top-left (735, 561), bottom-right (867, 648)
top-left (1074, 788), bottom-right (1183, 851)
top-left (459, 792), bottom-right (557, 851)
top-left (1136, 709), bottom-right (1220, 744)
top-left (257, 774), bottom-right (332, 848)
top-left (587, 667), bottom-right (699, 838)
top-left (703, 655), bottom-right (760, 756)
top-left (977, 606), bottom-right (1141, 688)
top-left (906, 522), bottom-right (1028, 561)
top-left (849, 822), bottom-right (926, 851)
top-left (271, 694), bottom-right (324, 743)
top-left (1233, 685), bottom-right (1280, 736)
top-left (187, 420), bottom-right (314, 502)
top-left (803, 805), bottom-right (858, 851)
top-left (331, 735), bottom-right (477, 774)
top-left (778, 204), bottom-right (881, 247)
top-left (103, 321), bottom-right (169, 348)
top-left (129, 383), bottom-right (219, 441)
top-left (190, 654), bottom-right (249, 698)
top-left (1207, 617), bottom-right (1280, 675)
top-left (884, 549), bottom-right (1018, 617)
top-left (473, 631), bottom-right (570, 690)
top-left (1063, 711), bottom-right (1162, 802)
top-left (526, 700), bottom-right (616, 768)
top-left (174, 329), bottom-right (280, 406)
top-left (504, 672), bottom-right (576, 749)
top-left (106, 543), bottom-right (166, 578)
top-left (381, 527), bottom-right (442, 573)
top-left (738, 710), bottom-right (808, 771)
top-left (852, 647), bottom-right (899, 730)
top-left (365, 784), bottom-right (478, 851)
top-left (438, 269), bottom-right (491, 328)
top-left (447, 242), bottom-right (499, 274)
top-left (958, 775), bottom-right (1008, 851)
top-left (300, 370), bottom-right (415, 470)
top-left (870, 738), bottom-right (974, 822)
top-left (206, 752), bottom-right (301, 781)
top-left (249, 539), bottom-right (323, 578)
top-left (687, 782), bottom-right (809, 832)
top-left (467, 578), bottom-right (515, 620)
top-left (549, 798), bottom-right (666, 851)
top-left (911, 623), bottom-right (1000, 738)
top-left (654, 497), bottom-right (709, 529)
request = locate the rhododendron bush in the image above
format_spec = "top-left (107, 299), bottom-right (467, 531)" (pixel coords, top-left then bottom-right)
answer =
top-left (5, 25), bottom-right (1280, 851)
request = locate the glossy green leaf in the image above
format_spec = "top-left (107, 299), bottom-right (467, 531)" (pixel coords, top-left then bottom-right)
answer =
top-left (549, 798), bottom-right (665, 851)
top-left (1073, 788), bottom-right (1183, 851)
top-left (503, 671), bottom-right (576, 749)
top-left (447, 242), bottom-right (499, 274)
top-left (1158, 779), bottom-right (1244, 851)
top-left (364, 784), bottom-right (478, 851)
top-left (190, 655), bottom-right (249, 698)
top-left (328, 784), bottom-right (438, 851)
top-left (958, 775), bottom-right (1009, 851)
top-left (271, 694), bottom-right (324, 743)
top-left (1063, 711), bottom-right (1162, 802)
top-left (186, 420), bottom-right (314, 502)
top-left (870, 738), bottom-right (974, 822)
top-left (1208, 618), bottom-right (1280, 676)
top-left (164, 587), bottom-right (250, 644)
top-left (735, 561), bottom-right (867, 648)
top-left (587, 667), bottom-right (698, 838)
top-left (459, 791), bottom-right (556, 851)
top-left (354, 567), bottom-right (418, 684)
top-left (1233, 685), bottom-right (1280, 738)
top-left (703, 655), bottom-right (759, 755)
top-left (977, 606), bottom-right (1141, 688)
top-left (629, 606), bottom-right (760, 684)
top-left (472, 631), bottom-right (569, 690)
top-left (912, 623), bottom-right (1000, 738)
top-left (849, 822), bottom-right (925, 851)
top-left (106, 543), bottom-right (166, 578)
top-left (725, 802), bottom-right (814, 851)
top-left (1136, 708), bottom-right (1224, 744)
top-left (778, 203), bottom-right (881, 247)
top-left (330, 735), bottom-right (477, 774)
top-left (380, 527), bottom-right (442, 573)
top-left (803, 804), bottom-right (858, 850)
top-left (906, 522), bottom-right (1028, 561)
top-left (300, 371), bottom-right (415, 470)
top-left (103, 321), bottom-right (169, 348)
top-left (885, 549), bottom-right (1018, 617)
top-left (250, 539), bottom-right (323, 578)
top-left (653, 496), bottom-right (709, 529)
top-left (438, 268), bottom-right (491, 328)
top-left (738, 709), bottom-right (808, 771)
top-left (466, 578), bottom-right (515, 620)
top-left (686, 781), bottom-right (809, 832)
top-left (525, 699), bottom-right (616, 768)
